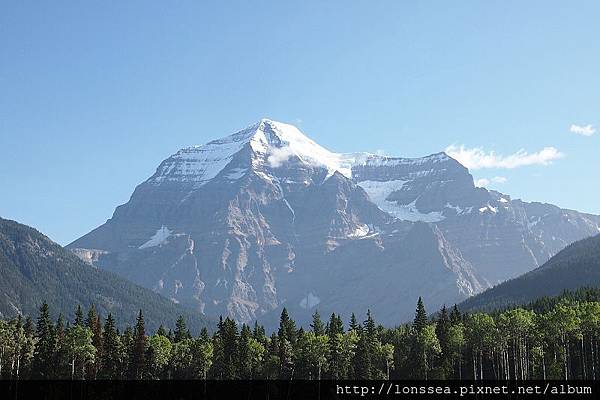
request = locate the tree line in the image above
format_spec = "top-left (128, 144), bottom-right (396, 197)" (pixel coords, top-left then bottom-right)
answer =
top-left (1, 293), bottom-right (599, 380)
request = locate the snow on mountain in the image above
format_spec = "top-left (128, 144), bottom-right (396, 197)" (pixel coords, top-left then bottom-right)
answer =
top-left (146, 119), bottom-right (454, 191)
top-left (357, 180), bottom-right (446, 222)
top-left (139, 226), bottom-right (173, 249)
top-left (68, 118), bottom-right (600, 328)
top-left (148, 119), bottom-right (361, 186)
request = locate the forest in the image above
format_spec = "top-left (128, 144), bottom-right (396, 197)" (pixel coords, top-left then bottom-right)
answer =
top-left (1, 288), bottom-right (600, 381)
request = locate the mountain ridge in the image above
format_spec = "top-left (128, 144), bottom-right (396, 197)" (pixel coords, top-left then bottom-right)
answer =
top-left (67, 119), bottom-right (600, 328)
top-left (0, 217), bottom-right (212, 333)
top-left (459, 233), bottom-right (600, 312)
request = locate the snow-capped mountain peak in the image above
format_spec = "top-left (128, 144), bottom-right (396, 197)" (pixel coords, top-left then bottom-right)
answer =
top-left (147, 119), bottom-right (372, 186)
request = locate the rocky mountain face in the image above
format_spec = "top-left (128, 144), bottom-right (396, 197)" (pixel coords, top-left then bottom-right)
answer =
top-left (68, 119), bottom-right (600, 328)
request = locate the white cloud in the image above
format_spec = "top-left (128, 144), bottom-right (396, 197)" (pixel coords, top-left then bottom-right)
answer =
top-left (445, 145), bottom-right (564, 170)
top-left (474, 178), bottom-right (490, 188)
top-left (267, 146), bottom-right (295, 167)
top-left (474, 176), bottom-right (507, 188)
top-left (570, 124), bottom-right (596, 136)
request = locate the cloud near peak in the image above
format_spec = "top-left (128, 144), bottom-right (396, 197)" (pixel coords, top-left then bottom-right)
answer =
top-left (445, 145), bottom-right (564, 170)
top-left (475, 176), bottom-right (507, 188)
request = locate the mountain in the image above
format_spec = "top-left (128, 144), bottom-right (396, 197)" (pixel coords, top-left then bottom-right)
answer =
top-left (459, 233), bottom-right (600, 312)
top-left (0, 217), bottom-right (211, 333)
top-left (68, 119), bottom-right (600, 328)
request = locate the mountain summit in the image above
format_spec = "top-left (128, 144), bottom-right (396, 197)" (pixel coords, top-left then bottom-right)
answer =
top-left (69, 119), bottom-right (600, 328)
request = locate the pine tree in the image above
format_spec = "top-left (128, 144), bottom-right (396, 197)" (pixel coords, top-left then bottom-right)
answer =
top-left (128, 310), bottom-right (147, 379)
top-left (54, 315), bottom-right (67, 378)
top-left (436, 305), bottom-right (452, 378)
top-left (278, 308), bottom-right (297, 344)
top-left (237, 324), bottom-right (253, 378)
top-left (310, 310), bottom-right (325, 336)
top-left (353, 326), bottom-right (371, 379)
top-left (74, 305), bottom-right (84, 327)
top-left (349, 313), bottom-right (359, 332)
top-left (277, 308), bottom-right (296, 378)
top-left (413, 297), bottom-right (428, 333)
top-left (252, 321), bottom-right (266, 345)
top-left (100, 313), bottom-right (120, 379)
top-left (327, 313), bottom-right (344, 336)
top-left (32, 302), bottom-right (56, 379)
top-left (156, 325), bottom-right (167, 337)
top-left (212, 317), bottom-right (238, 379)
top-left (200, 327), bottom-right (210, 342)
top-left (174, 315), bottom-right (190, 343)
top-left (450, 304), bottom-right (462, 325)
top-left (85, 305), bottom-right (97, 330)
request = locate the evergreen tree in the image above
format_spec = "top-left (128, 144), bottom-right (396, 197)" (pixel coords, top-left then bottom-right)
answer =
top-left (200, 327), bottom-right (210, 342)
top-left (310, 310), bottom-right (325, 336)
top-left (237, 324), bottom-right (253, 378)
top-left (174, 315), bottom-right (190, 343)
top-left (277, 308), bottom-right (296, 378)
top-left (450, 304), bottom-right (462, 325)
top-left (156, 325), bottom-right (167, 337)
top-left (353, 327), bottom-right (371, 379)
top-left (349, 313), bottom-right (359, 332)
top-left (74, 305), bottom-right (84, 327)
top-left (212, 317), bottom-right (238, 379)
top-left (128, 310), bottom-right (147, 379)
top-left (327, 313), bottom-right (344, 337)
top-left (252, 321), bottom-right (267, 345)
top-left (54, 315), bottom-right (68, 378)
top-left (23, 316), bottom-right (34, 337)
top-left (278, 308), bottom-right (297, 344)
top-left (413, 297), bottom-right (428, 333)
top-left (100, 313), bottom-right (120, 379)
top-left (32, 302), bottom-right (56, 379)
top-left (436, 305), bottom-right (452, 377)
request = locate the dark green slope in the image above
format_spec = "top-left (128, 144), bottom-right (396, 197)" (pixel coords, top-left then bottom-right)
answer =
top-left (0, 217), bottom-right (211, 333)
top-left (460, 233), bottom-right (600, 312)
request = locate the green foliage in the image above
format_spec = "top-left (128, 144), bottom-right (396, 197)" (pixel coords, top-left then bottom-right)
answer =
top-left (3, 289), bottom-right (600, 380)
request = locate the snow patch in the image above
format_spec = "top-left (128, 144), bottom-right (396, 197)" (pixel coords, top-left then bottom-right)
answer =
top-left (299, 292), bottom-right (321, 309)
top-left (348, 224), bottom-right (370, 238)
top-left (358, 180), bottom-right (446, 222)
top-left (478, 205), bottom-right (498, 214)
top-left (139, 226), bottom-right (173, 249)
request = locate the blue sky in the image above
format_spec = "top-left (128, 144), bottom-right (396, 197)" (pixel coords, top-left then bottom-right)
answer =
top-left (1, 1), bottom-right (599, 245)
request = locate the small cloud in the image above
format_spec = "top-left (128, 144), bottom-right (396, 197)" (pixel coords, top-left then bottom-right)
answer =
top-left (570, 124), bottom-right (595, 136)
top-left (267, 146), bottom-right (295, 167)
top-left (475, 176), bottom-right (507, 188)
top-left (475, 178), bottom-right (490, 188)
top-left (374, 149), bottom-right (387, 156)
top-left (445, 145), bottom-right (564, 170)
top-left (295, 118), bottom-right (303, 125)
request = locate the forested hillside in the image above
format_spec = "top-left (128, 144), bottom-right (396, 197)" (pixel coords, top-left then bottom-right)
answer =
top-left (460, 233), bottom-right (600, 312)
top-left (1, 294), bottom-right (599, 380)
top-left (0, 217), bottom-right (210, 333)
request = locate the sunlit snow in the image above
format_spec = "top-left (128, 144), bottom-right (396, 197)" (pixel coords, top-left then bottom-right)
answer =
top-left (139, 226), bottom-right (172, 249)
top-left (358, 180), bottom-right (446, 223)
